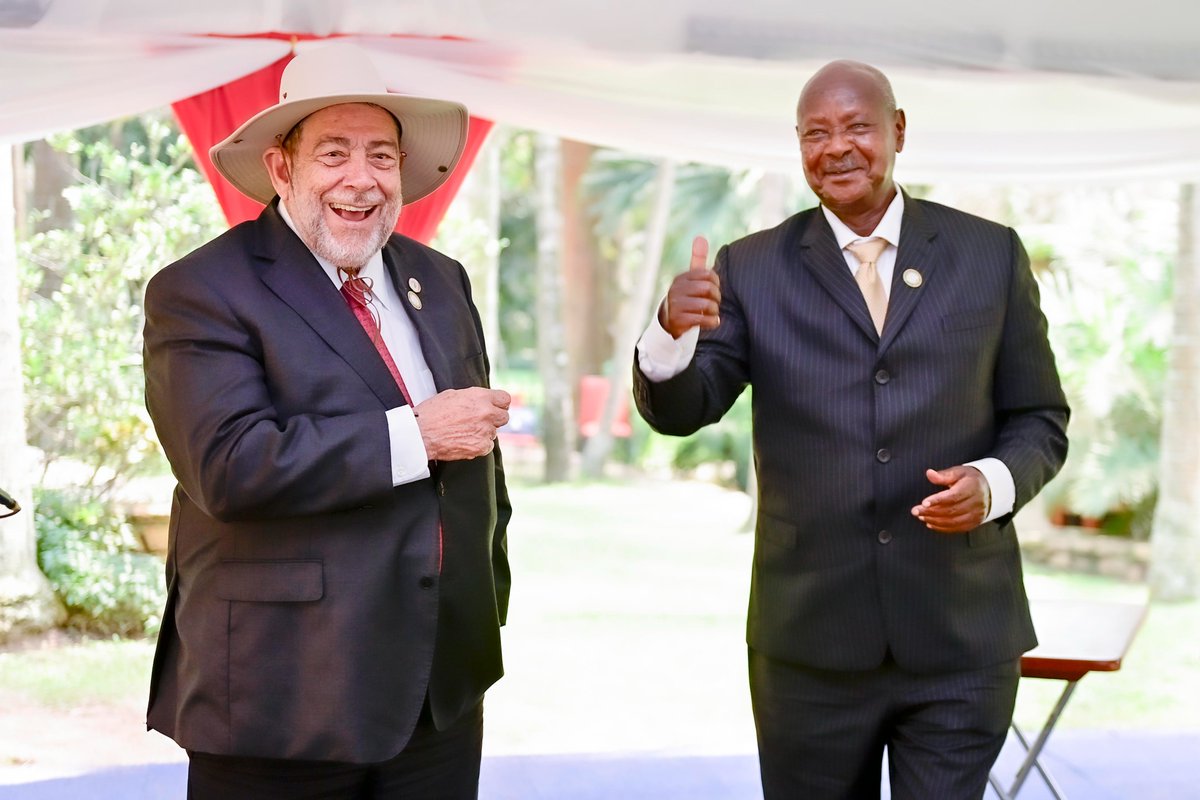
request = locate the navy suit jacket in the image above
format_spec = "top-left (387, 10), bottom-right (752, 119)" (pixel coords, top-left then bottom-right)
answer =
top-left (143, 202), bottom-right (510, 763)
top-left (634, 196), bottom-right (1068, 673)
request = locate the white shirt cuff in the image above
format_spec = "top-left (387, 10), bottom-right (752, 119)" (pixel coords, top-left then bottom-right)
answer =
top-left (385, 406), bottom-right (431, 486)
top-left (966, 457), bottom-right (1015, 523)
top-left (636, 305), bottom-right (700, 382)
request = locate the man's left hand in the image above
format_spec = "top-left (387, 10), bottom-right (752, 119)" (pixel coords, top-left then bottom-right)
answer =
top-left (911, 466), bottom-right (991, 533)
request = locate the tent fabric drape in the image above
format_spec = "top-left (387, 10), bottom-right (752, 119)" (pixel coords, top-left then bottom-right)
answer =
top-left (4, 6), bottom-right (1200, 182)
top-left (0, 31), bottom-right (287, 145)
top-left (172, 57), bottom-right (292, 228)
top-left (393, 116), bottom-right (493, 244)
top-left (172, 55), bottom-right (494, 243)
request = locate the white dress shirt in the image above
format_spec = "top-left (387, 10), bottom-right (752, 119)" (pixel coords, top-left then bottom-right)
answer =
top-left (634, 191), bottom-right (1015, 523)
top-left (279, 202), bottom-right (433, 486)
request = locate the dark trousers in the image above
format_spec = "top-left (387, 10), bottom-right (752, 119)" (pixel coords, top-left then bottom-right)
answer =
top-left (749, 648), bottom-right (1019, 800)
top-left (187, 701), bottom-right (484, 800)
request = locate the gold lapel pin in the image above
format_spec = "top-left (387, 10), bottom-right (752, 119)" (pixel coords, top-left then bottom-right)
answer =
top-left (902, 268), bottom-right (923, 288)
top-left (408, 290), bottom-right (423, 310)
top-left (408, 277), bottom-right (422, 293)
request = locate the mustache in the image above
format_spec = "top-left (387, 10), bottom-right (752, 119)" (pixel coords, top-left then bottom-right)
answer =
top-left (326, 193), bottom-right (388, 206)
top-left (824, 160), bottom-right (861, 173)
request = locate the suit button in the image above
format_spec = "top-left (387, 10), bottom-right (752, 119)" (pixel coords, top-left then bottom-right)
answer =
top-left (878, 530), bottom-right (892, 544)
top-left (875, 369), bottom-right (890, 385)
top-left (438, 481), bottom-right (446, 496)
top-left (419, 576), bottom-right (435, 589)
top-left (876, 448), bottom-right (891, 463)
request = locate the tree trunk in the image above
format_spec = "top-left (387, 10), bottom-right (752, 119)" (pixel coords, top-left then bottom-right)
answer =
top-left (580, 160), bottom-right (677, 478)
top-left (30, 139), bottom-right (74, 235)
top-left (1149, 183), bottom-right (1200, 601)
top-left (560, 140), bottom-right (609, 388)
top-left (0, 144), bottom-right (64, 641)
top-left (534, 133), bottom-right (575, 482)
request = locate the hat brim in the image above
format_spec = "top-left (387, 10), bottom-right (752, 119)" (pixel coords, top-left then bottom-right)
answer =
top-left (209, 93), bottom-right (468, 206)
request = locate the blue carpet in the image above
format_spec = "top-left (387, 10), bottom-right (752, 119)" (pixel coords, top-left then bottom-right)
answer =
top-left (2, 731), bottom-right (1196, 799)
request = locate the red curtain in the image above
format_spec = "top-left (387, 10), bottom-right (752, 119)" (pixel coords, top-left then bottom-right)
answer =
top-left (171, 54), bottom-right (492, 244)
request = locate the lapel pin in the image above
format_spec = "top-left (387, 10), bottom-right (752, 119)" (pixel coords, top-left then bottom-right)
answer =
top-left (408, 277), bottom-right (422, 293)
top-left (407, 290), bottom-right (423, 310)
top-left (902, 268), bottom-right (923, 288)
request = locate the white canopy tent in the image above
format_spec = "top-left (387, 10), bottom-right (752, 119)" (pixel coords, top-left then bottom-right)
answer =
top-left (2, 1), bottom-right (1200, 621)
top-left (1, 0), bottom-right (1199, 182)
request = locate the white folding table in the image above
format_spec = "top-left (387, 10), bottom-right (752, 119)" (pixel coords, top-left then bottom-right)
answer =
top-left (988, 599), bottom-right (1147, 799)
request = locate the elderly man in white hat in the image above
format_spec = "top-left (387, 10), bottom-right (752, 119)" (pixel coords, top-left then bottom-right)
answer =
top-left (142, 42), bottom-right (513, 799)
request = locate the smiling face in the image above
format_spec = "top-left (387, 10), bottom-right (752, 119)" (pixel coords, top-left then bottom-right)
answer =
top-left (796, 62), bottom-right (905, 234)
top-left (264, 103), bottom-right (403, 270)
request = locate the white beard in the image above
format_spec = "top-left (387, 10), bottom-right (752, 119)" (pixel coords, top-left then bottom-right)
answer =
top-left (289, 189), bottom-right (402, 271)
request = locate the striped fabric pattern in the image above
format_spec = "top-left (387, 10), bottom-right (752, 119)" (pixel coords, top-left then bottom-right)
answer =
top-left (633, 195), bottom-right (1069, 673)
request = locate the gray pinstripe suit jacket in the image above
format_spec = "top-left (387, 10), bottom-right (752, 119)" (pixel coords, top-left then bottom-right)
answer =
top-left (634, 195), bottom-right (1068, 673)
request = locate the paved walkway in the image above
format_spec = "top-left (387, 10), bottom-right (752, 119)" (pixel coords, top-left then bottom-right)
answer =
top-left (2, 730), bottom-right (1196, 799)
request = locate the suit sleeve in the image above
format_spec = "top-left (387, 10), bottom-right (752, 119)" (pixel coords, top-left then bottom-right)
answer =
top-left (632, 243), bottom-right (751, 436)
top-left (989, 229), bottom-right (1070, 516)
top-left (143, 264), bottom-right (393, 523)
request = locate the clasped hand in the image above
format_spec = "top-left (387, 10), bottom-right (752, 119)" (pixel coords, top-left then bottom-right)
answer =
top-left (912, 466), bottom-right (990, 533)
top-left (415, 387), bottom-right (511, 461)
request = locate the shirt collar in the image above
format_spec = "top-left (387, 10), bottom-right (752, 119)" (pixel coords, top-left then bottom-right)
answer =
top-left (821, 188), bottom-right (905, 249)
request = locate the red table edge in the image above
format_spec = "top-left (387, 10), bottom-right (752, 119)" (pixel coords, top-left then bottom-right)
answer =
top-left (1019, 656), bottom-right (1123, 682)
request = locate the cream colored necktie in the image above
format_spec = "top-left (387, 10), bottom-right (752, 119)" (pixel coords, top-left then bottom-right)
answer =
top-left (846, 238), bottom-right (890, 334)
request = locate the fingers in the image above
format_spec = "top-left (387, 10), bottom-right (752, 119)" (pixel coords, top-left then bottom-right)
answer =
top-left (918, 512), bottom-right (977, 533)
top-left (670, 283), bottom-right (721, 319)
top-left (689, 235), bottom-right (710, 271)
top-left (416, 387), bottom-right (511, 461)
top-left (663, 239), bottom-right (721, 338)
top-left (911, 466), bottom-right (986, 533)
top-left (924, 467), bottom-right (955, 487)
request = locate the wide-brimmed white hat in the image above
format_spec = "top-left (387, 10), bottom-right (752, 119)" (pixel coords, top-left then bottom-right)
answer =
top-left (210, 42), bottom-right (468, 205)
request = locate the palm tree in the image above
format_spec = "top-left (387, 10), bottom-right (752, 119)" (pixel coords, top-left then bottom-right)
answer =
top-left (533, 133), bottom-right (575, 482)
top-left (578, 152), bottom-right (808, 478)
top-left (580, 158), bottom-right (677, 478)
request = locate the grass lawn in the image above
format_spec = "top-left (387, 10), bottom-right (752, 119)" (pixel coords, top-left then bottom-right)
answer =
top-left (1, 477), bottom-right (1196, 771)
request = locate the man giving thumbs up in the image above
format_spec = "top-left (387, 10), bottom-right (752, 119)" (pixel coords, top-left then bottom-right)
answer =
top-left (632, 59), bottom-right (1068, 800)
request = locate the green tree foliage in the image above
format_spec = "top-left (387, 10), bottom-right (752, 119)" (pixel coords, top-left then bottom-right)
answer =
top-left (582, 154), bottom-right (810, 484)
top-left (18, 115), bottom-right (225, 493)
top-left (494, 128), bottom-right (538, 368)
top-left (582, 153), bottom-right (764, 279)
top-left (1041, 254), bottom-right (1171, 537)
top-left (1031, 189), bottom-right (1175, 538)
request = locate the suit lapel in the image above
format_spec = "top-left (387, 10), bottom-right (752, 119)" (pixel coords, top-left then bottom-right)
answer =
top-left (253, 204), bottom-right (406, 408)
top-left (799, 212), bottom-right (879, 342)
top-left (879, 195), bottom-right (939, 353)
top-left (382, 240), bottom-right (455, 392)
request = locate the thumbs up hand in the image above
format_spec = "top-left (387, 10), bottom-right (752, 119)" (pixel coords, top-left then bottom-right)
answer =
top-left (659, 236), bottom-right (722, 340)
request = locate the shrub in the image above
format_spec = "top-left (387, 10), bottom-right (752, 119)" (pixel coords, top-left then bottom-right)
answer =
top-left (34, 490), bottom-right (165, 637)
top-left (19, 115), bottom-right (224, 494)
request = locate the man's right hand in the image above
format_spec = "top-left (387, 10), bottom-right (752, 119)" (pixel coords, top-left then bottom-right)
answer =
top-left (415, 387), bottom-right (511, 461)
top-left (659, 236), bottom-right (722, 340)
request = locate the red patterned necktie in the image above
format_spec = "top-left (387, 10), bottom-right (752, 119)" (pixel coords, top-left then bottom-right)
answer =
top-left (338, 268), bottom-right (442, 572)
top-left (339, 268), bottom-right (413, 405)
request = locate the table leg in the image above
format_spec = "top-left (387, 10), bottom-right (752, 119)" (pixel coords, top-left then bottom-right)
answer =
top-left (990, 680), bottom-right (1078, 799)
